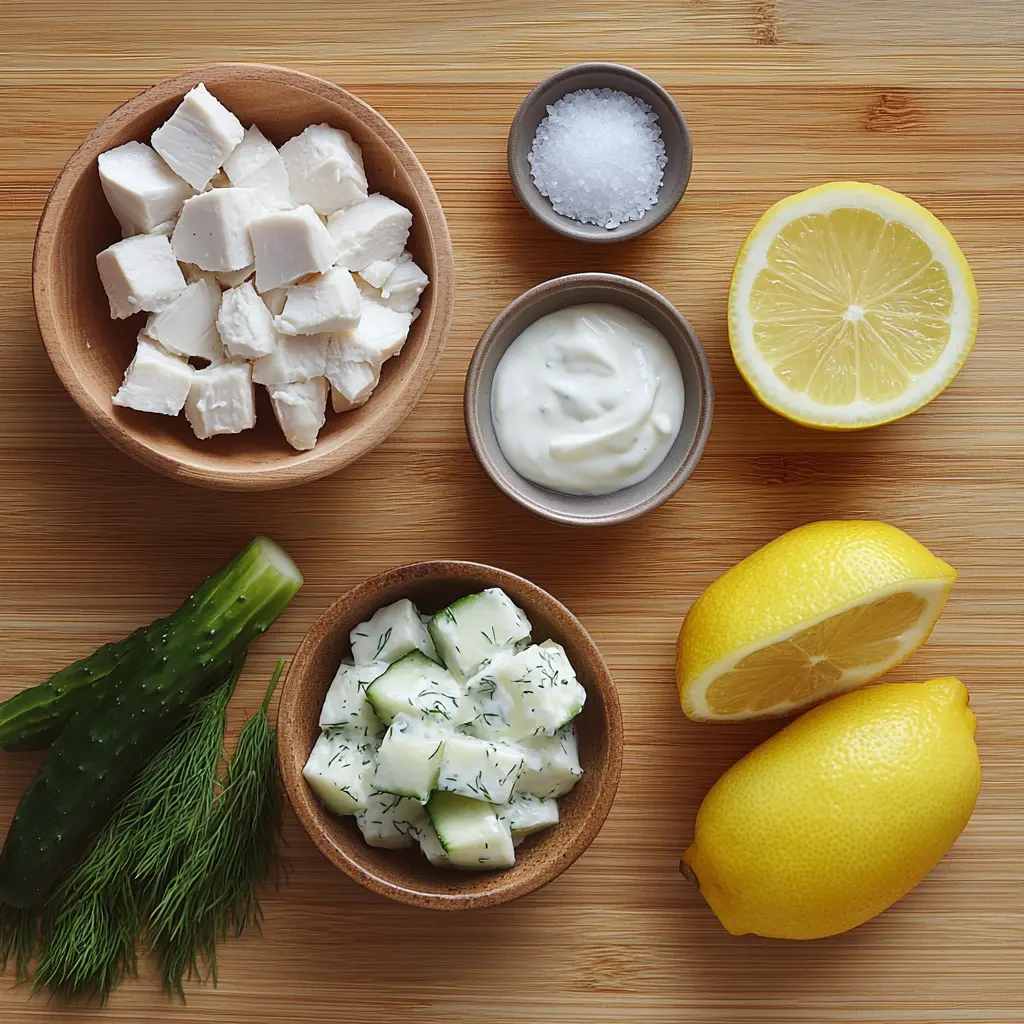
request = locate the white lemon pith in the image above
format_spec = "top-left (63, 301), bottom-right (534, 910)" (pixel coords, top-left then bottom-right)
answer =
top-left (676, 521), bottom-right (957, 721)
top-left (729, 182), bottom-right (978, 429)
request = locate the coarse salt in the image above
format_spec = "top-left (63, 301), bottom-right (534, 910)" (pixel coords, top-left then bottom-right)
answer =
top-left (527, 87), bottom-right (668, 230)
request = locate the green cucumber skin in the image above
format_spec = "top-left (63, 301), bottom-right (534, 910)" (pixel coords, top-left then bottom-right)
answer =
top-left (0, 538), bottom-right (302, 909)
top-left (0, 623), bottom-right (161, 752)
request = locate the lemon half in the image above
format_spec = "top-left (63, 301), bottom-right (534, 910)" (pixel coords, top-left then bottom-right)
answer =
top-left (677, 521), bottom-right (957, 721)
top-left (729, 182), bottom-right (978, 429)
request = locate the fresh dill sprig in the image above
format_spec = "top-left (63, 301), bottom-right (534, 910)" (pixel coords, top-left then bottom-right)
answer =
top-left (149, 660), bottom-right (285, 998)
top-left (30, 661), bottom-right (242, 1004)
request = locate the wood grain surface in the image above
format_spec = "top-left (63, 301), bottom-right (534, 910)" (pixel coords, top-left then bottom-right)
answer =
top-left (1, 2), bottom-right (1021, 1022)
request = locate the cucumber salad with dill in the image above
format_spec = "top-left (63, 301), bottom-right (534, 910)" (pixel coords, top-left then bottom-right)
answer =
top-left (303, 588), bottom-right (586, 870)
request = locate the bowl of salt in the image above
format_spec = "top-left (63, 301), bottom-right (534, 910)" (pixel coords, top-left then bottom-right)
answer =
top-left (507, 63), bottom-right (692, 243)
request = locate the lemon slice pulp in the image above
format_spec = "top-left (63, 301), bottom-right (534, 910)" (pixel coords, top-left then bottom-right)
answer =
top-left (729, 182), bottom-right (978, 429)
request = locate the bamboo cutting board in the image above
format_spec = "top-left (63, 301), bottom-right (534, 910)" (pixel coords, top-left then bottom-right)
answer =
top-left (1, 2), bottom-right (1022, 1022)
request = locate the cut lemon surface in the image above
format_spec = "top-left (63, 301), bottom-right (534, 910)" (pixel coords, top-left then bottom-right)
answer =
top-left (729, 181), bottom-right (978, 429)
top-left (676, 521), bottom-right (957, 721)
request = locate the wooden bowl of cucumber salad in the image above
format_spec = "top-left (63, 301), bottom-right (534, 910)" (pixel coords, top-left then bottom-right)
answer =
top-left (278, 561), bottom-right (623, 909)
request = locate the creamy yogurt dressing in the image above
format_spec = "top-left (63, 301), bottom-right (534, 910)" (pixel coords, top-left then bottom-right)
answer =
top-left (491, 303), bottom-right (685, 495)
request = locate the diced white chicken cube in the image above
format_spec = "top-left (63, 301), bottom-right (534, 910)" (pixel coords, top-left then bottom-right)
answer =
top-left (147, 218), bottom-right (178, 239)
top-left (251, 333), bottom-right (329, 386)
top-left (151, 82), bottom-right (245, 191)
top-left (380, 258), bottom-right (429, 313)
top-left (112, 336), bottom-right (194, 415)
top-left (214, 264), bottom-right (254, 288)
top-left (217, 280), bottom-right (278, 360)
top-left (98, 141), bottom-right (194, 236)
top-left (327, 194), bottom-right (413, 271)
top-left (96, 234), bottom-right (187, 319)
top-left (171, 187), bottom-right (263, 272)
top-left (333, 300), bottom-right (413, 365)
top-left (144, 277), bottom-right (223, 361)
top-left (302, 733), bottom-right (377, 815)
top-left (274, 267), bottom-right (362, 336)
top-left (279, 123), bottom-right (367, 215)
top-left (249, 205), bottom-right (338, 292)
top-left (358, 258), bottom-right (399, 290)
top-left (327, 351), bottom-right (380, 412)
top-left (268, 376), bottom-right (329, 451)
top-left (261, 287), bottom-right (288, 315)
top-left (223, 124), bottom-right (292, 207)
top-left (184, 361), bottom-right (256, 439)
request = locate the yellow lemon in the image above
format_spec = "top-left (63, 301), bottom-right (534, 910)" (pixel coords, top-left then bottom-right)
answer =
top-left (729, 181), bottom-right (978, 429)
top-left (677, 520), bottom-right (956, 721)
top-left (682, 678), bottom-right (981, 940)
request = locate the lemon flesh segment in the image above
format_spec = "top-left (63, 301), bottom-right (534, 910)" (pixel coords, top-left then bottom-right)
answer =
top-left (696, 582), bottom-right (949, 719)
top-left (730, 182), bottom-right (977, 429)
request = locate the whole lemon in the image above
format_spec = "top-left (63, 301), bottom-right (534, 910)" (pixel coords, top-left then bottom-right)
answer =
top-left (682, 678), bottom-right (981, 939)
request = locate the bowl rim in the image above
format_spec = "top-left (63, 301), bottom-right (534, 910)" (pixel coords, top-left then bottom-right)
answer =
top-left (507, 61), bottom-right (693, 243)
top-left (463, 272), bottom-right (715, 526)
top-left (32, 62), bottom-right (455, 491)
top-left (277, 559), bottom-right (624, 910)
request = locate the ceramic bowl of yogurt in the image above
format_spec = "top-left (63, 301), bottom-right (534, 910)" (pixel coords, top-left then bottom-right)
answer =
top-left (465, 273), bottom-right (714, 526)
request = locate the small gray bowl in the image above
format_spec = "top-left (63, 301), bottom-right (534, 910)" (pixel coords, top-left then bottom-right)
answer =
top-left (464, 273), bottom-right (714, 526)
top-left (507, 63), bottom-right (692, 243)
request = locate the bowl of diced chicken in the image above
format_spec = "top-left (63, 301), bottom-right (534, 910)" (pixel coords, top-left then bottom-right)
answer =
top-left (33, 63), bottom-right (454, 489)
top-left (277, 560), bottom-right (623, 909)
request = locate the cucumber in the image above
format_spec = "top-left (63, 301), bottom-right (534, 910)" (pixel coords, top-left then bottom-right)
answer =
top-left (0, 621), bottom-right (162, 752)
top-left (437, 733), bottom-right (524, 805)
top-left (497, 794), bottom-right (559, 846)
top-left (425, 791), bottom-right (515, 870)
top-left (493, 641), bottom-right (586, 741)
top-left (514, 725), bottom-right (583, 800)
top-left (356, 791), bottom-right (426, 849)
top-left (461, 647), bottom-right (519, 740)
top-left (350, 598), bottom-right (440, 666)
top-left (303, 733), bottom-right (376, 815)
top-left (411, 818), bottom-right (449, 866)
top-left (427, 589), bottom-right (531, 682)
top-left (319, 660), bottom-right (387, 742)
top-left (365, 651), bottom-right (470, 727)
top-left (0, 537), bottom-right (303, 909)
top-left (371, 713), bottom-right (447, 803)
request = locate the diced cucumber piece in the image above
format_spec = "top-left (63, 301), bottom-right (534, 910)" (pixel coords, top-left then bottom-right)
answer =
top-left (302, 733), bottom-right (377, 815)
top-left (461, 647), bottom-right (519, 740)
top-left (371, 713), bottom-right (447, 803)
top-left (497, 794), bottom-right (560, 846)
top-left (365, 651), bottom-right (470, 727)
top-left (410, 819), bottom-right (449, 866)
top-left (319, 660), bottom-right (387, 742)
top-left (514, 725), bottom-right (583, 799)
top-left (493, 640), bottom-right (586, 740)
top-left (356, 790), bottom-right (427, 849)
top-left (350, 598), bottom-right (440, 666)
top-left (437, 734), bottom-right (524, 805)
top-left (426, 792), bottom-right (516, 871)
top-left (428, 588), bottom-right (531, 682)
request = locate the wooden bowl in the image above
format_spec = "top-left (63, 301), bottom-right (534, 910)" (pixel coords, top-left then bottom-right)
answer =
top-left (278, 560), bottom-right (623, 910)
top-left (32, 63), bottom-right (455, 490)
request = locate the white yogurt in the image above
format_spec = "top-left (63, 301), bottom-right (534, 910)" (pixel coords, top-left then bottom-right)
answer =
top-left (491, 303), bottom-right (685, 496)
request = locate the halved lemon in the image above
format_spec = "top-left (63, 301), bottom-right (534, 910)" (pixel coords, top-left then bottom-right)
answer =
top-left (676, 520), bottom-right (957, 721)
top-left (729, 182), bottom-right (978, 429)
